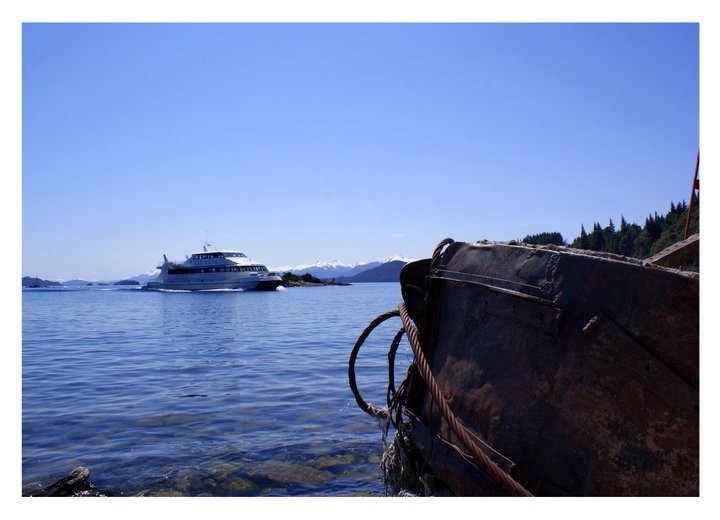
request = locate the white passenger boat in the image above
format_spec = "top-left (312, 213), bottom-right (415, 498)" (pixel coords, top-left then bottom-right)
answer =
top-left (143, 244), bottom-right (283, 291)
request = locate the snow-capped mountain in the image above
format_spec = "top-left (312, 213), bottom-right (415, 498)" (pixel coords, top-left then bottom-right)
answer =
top-left (126, 269), bottom-right (160, 284)
top-left (269, 255), bottom-right (416, 280)
top-left (268, 260), bottom-right (383, 280)
top-left (384, 255), bottom-right (417, 263)
top-left (334, 259), bottom-right (410, 283)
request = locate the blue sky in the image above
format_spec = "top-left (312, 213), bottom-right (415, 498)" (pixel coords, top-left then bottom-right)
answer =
top-left (21, 22), bottom-right (700, 280)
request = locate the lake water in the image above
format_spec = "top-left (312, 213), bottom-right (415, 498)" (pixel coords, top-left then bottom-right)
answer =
top-left (22, 283), bottom-right (414, 497)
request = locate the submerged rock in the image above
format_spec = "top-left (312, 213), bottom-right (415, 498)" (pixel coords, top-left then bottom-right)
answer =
top-left (247, 460), bottom-right (333, 486)
top-left (310, 453), bottom-right (356, 469)
top-left (220, 477), bottom-right (260, 494)
top-left (28, 467), bottom-right (108, 497)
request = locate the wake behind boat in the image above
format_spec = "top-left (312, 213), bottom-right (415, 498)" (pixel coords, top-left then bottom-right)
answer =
top-left (143, 244), bottom-right (283, 291)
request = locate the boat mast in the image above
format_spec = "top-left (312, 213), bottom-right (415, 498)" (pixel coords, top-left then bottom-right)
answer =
top-left (203, 230), bottom-right (212, 252)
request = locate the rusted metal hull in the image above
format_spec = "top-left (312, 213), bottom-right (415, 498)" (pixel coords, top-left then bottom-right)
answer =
top-left (395, 241), bottom-right (699, 496)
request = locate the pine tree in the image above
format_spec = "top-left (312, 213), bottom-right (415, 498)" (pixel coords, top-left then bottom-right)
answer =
top-left (618, 222), bottom-right (641, 257)
top-left (522, 232), bottom-right (565, 246)
top-left (575, 224), bottom-right (590, 249)
top-left (603, 219), bottom-right (616, 253)
top-left (589, 222), bottom-right (605, 251)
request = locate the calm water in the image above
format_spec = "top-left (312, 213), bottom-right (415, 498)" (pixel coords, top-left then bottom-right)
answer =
top-left (22, 283), bottom-right (413, 496)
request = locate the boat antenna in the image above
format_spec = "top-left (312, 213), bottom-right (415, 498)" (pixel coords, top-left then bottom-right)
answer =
top-left (203, 230), bottom-right (212, 252)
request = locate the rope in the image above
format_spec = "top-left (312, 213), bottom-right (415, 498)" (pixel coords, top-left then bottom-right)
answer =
top-left (348, 310), bottom-right (400, 419)
top-left (431, 238), bottom-right (455, 271)
top-left (386, 328), bottom-right (406, 409)
top-left (398, 302), bottom-right (534, 497)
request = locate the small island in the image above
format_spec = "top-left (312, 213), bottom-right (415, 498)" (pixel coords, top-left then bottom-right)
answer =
top-left (22, 276), bottom-right (61, 288)
top-left (280, 272), bottom-right (350, 287)
top-left (113, 280), bottom-right (141, 286)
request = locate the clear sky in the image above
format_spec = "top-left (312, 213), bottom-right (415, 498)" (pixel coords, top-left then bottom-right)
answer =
top-left (20, 22), bottom-right (699, 281)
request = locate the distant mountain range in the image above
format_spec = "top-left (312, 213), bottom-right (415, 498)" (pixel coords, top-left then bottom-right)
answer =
top-left (125, 271), bottom-right (161, 285)
top-left (268, 260), bottom-right (382, 280)
top-left (21, 276), bottom-right (138, 287)
top-left (334, 260), bottom-right (409, 283)
top-left (270, 255), bottom-right (416, 282)
top-left (22, 256), bottom-right (417, 287)
top-left (269, 260), bottom-right (383, 279)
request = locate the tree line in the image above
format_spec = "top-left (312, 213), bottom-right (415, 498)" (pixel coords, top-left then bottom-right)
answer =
top-left (521, 196), bottom-right (699, 261)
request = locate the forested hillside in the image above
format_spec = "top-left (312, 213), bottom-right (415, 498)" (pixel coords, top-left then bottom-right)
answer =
top-left (522, 196), bottom-right (699, 261)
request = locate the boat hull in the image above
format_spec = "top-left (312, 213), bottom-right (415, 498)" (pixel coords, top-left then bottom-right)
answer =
top-left (142, 276), bottom-right (283, 291)
top-left (393, 241), bottom-right (698, 496)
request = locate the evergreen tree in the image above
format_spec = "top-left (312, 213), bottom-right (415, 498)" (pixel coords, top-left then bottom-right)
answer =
top-left (589, 222), bottom-right (605, 251)
top-left (578, 224), bottom-right (590, 249)
top-left (644, 212), bottom-right (665, 242)
top-left (603, 219), bottom-right (616, 253)
top-left (522, 232), bottom-right (565, 246)
top-left (617, 222), bottom-right (641, 257)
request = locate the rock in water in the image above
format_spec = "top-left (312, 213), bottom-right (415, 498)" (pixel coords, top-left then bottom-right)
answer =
top-left (30, 467), bottom-right (103, 497)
